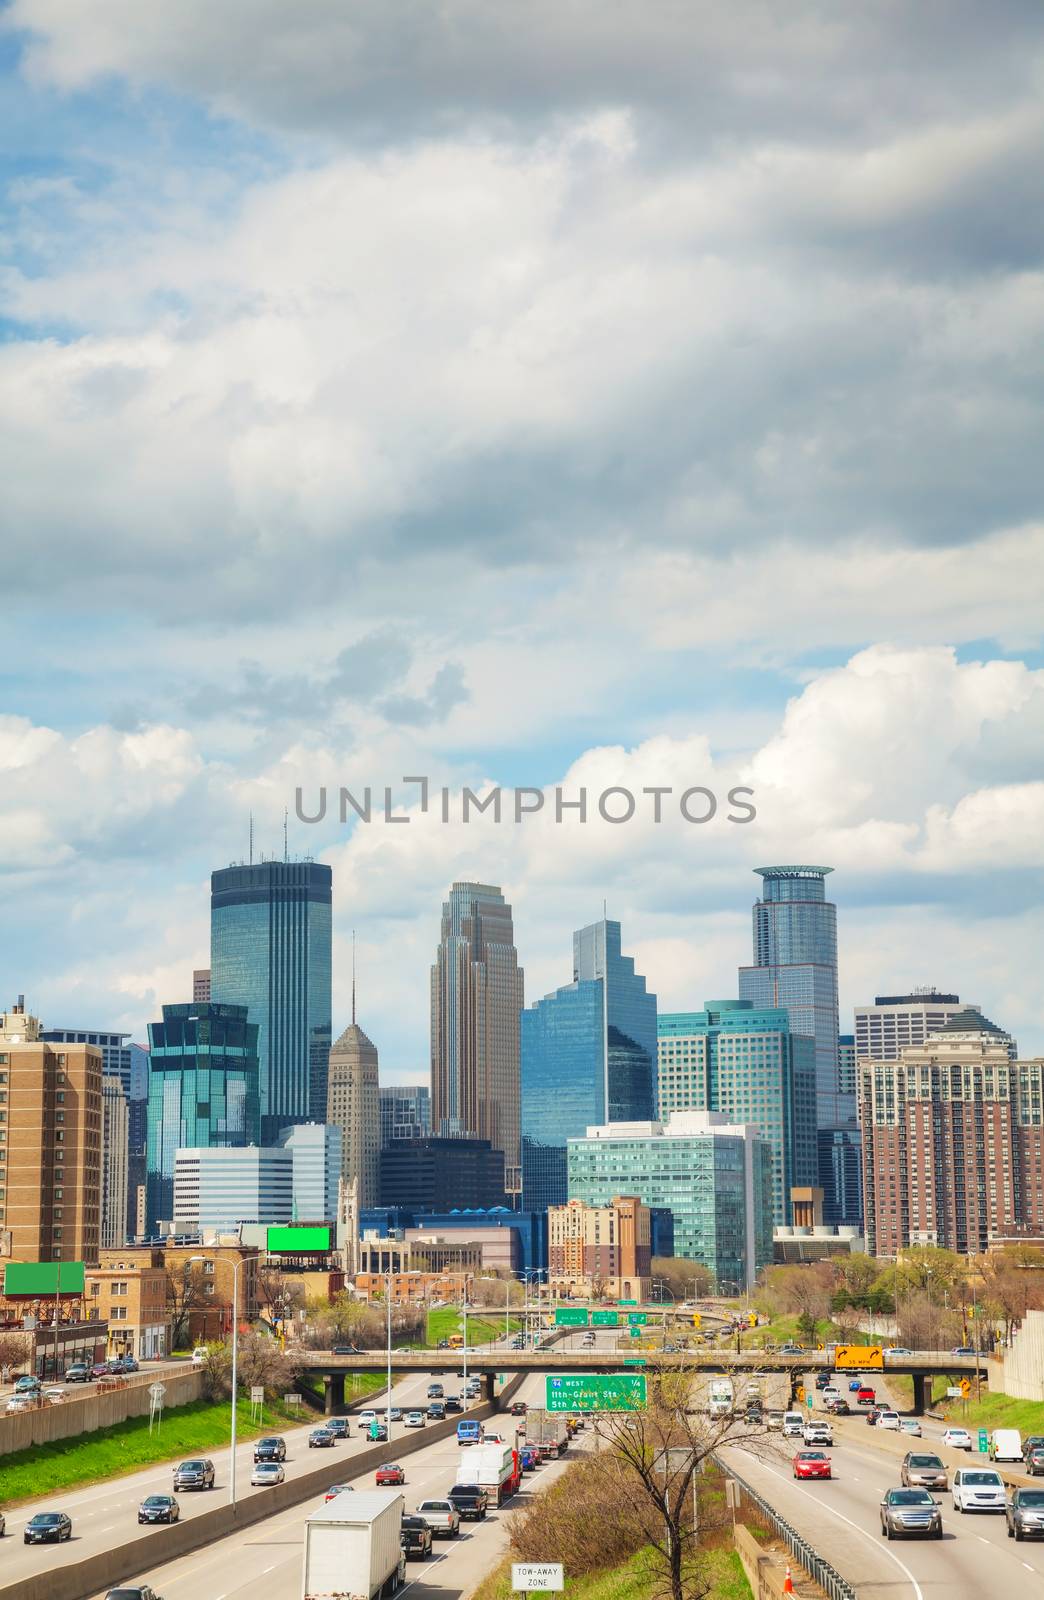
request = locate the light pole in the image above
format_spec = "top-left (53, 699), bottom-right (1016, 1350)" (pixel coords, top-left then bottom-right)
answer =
top-left (190, 1253), bottom-right (244, 1507)
top-left (462, 1278), bottom-right (469, 1394)
top-left (385, 1274), bottom-right (393, 1441)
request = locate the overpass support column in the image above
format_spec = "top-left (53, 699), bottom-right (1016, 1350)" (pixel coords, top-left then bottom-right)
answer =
top-left (483, 1371), bottom-right (497, 1404)
top-left (910, 1374), bottom-right (929, 1416)
top-left (324, 1373), bottom-right (345, 1415)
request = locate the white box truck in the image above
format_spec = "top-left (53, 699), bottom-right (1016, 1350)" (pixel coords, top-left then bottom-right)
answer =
top-left (708, 1378), bottom-right (733, 1419)
top-left (301, 1489), bottom-right (406, 1600)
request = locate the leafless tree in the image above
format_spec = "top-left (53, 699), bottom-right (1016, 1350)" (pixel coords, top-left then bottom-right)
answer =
top-left (0, 1331), bottom-right (31, 1375)
top-left (166, 1262), bottom-right (210, 1348)
top-left (651, 1259), bottom-right (714, 1302)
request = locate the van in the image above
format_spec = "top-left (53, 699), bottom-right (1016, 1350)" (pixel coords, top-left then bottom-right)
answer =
top-left (457, 1419), bottom-right (483, 1446)
top-left (782, 1411), bottom-right (804, 1438)
top-left (989, 1428), bottom-right (1023, 1463)
top-left (191, 1347), bottom-right (208, 1366)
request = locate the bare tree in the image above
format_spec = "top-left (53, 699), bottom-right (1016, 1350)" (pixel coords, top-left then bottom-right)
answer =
top-left (166, 1262), bottom-right (210, 1348)
top-left (651, 1259), bottom-right (714, 1302)
top-left (0, 1332), bottom-right (31, 1375)
top-left (764, 1263), bottom-right (834, 1343)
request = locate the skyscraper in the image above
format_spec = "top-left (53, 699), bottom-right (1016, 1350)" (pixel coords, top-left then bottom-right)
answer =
top-left (521, 917), bottom-right (657, 1211)
top-left (144, 1001), bottom-right (261, 1232)
top-left (430, 882), bottom-right (524, 1195)
top-left (327, 1013), bottom-right (380, 1209)
top-left (210, 859), bottom-right (332, 1142)
top-left (379, 1084), bottom-right (432, 1145)
top-left (101, 1075), bottom-right (129, 1249)
top-left (853, 990), bottom-right (1010, 1059)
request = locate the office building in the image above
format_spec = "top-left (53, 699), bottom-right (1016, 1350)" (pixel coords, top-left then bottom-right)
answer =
top-left (380, 1136), bottom-right (506, 1212)
top-left (0, 1000), bottom-right (102, 1263)
top-left (327, 1016), bottom-right (380, 1207)
top-left (101, 1076), bottom-right (129, 1249)
top-left (547, 1195), bottom-right (652, 1300)
top-left (567, 1111), bottom-right (773, 1290)
top-left (431, 882), bottom-right (524, 1195)
top-left (85, 1247), bottom-right (168, 1360)
top-left (852, 990), bottom-right (1009, 1059)
top-left (127, 1042), bottom-right (149, 1240)
top-left (379, 1084), bottom-right (432, 1145)
top-left (657, 1002), bottom-right (817, 1226)
top-left (144, 1001), bottom-right (261, 1233)
top-left (838, 1035), bottom-right (856, 1100)
top-left (193, 969), bottom-right (212, 1004)
top-left (41, 1026), bottom-right (134, 1096)
top-left (360, 1206), bottom-right (548, 1274)
top-left (173, 1145), bottom-right (294, 1234)
top-left (859, 1010), bottom-right (1041, 1258)
top-left (210, 858), bottom-right (332, 1140)
top-left (278, 1121), bottom-right (341, 1222)
top-left (521, 918), bottom-right (657, 1212)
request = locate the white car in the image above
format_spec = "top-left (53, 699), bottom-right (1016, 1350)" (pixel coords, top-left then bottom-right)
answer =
top-left (876, 1411), bottom-right (901, 1431)
top-left (191, 1347), bottom-right (208, 1366)
top-left (942, 1427), bottom-right (973, 1451)
top-left (899, 1419), bottom-right (922, 1437)
top-left (403, 1410), bottom-right (425, 1428)
top-left (952, 1466), bottom-right (1006, 1513)
top-left (43, 1387), bottom-right (66, 1405)
top-left (803, 1423), bottom-right (833, 1446)
top-left (358, 1410), bottom-right (377, 1429)
top-left (5, 1394), bottom-right (33, 1413)
top-left (250, 1462), bottom-right (285, 1487)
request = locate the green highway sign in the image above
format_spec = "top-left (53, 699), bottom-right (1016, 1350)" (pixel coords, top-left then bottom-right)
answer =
top-left (554, 1307), bottom-right (590, 1326)
top-left (592, 1311), bottom-right (619, 1326)
top-left (627, 1312), bottom-right (648, 1325)
top-left (630, 1327), bottom-right (642, 1339)
top-left (546, 1374), bottom-right (647, 1412)
top-left (618, 1300), bottom-right (638, 1306)
top-left (624, 1358), bottom-right (646, 1367)
top-left (978, 1429), bottom-right (989, 1454)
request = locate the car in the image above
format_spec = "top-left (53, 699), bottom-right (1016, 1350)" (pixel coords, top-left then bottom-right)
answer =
top-left (24, 1511), bottom-right (73, 1544)
top-left (428, 1402), bottom-right (446, 1420)
top-left (865, 1407), bottom-right (881, 1426)
top-left (886, 1347), bottom-right (913, 1357)
top-left (792, 1451), bottom-right (832, 1480)
top-left (190, 1347), bottom-right (208, 1366)
top-left (90, 1363), bottom-right (112, 1380)
top-left (6, 1394), bottom-right (34, 1413)
top-left (358, 1410), bottom-right (378, 1429)
top-left (404, 1410), bottom-right (425, 1428)
top-left (1023, 1436), bottom-right (1044, 1462)
top-left (250, 1462), bottom-right (285, 1487)
top-left (779, 1343), bottom-right (802, 1354)
top-left (13, 1375), bottom-right (41, 1393)
top-left (803, 1422), bottom-right (833, 1446)
top-left (942, 1427), bottom-right (973, 1451)
top-left (121, 1356), bottom-right (140, 1373)
top-left (138, 1495), bottom-right (180, 1525)
top-left (366, 1421), bottom-right (389, 1442)
top-left (952, 1466), bottom-right (1006, 1513)
top-left (417, 1499), bottom-right (460, 1538)
top-left (744, 1404), bottom-right (763, 1425)
top-left (989, 1429), bottom-right (1024, 1464)
top-left (880, 1488), bottom-right (942, 1539)
top-left (856, 1386), bottom-right (876, 1405)
top-left (326, 1417), bottom-right (350, 1439)
top-left (901, 1453), bottom-right (948, 1490)
top-left (309, 1428), bottom-right (336, 1448)
top-left (324, 1484), bottom-right (354, 1502)
top-left (825, 1397), bottom-right (851, 1416)
top-left (173, 1459), bottom-right (215, 1491)
top-left (64, 1363), bottom-right (91, 1383)
top-left (521, 1445), bottom-right (539, 1471)
top-left (427, 1383), bottom-right (444, 1399)
top-left (448, 1484), bottom-right (489, 1520)
top-left (401, 1514), bottom-right (433, 1558)
top-left (444, 1395), bottom-right (463, 1413)
top-left (782, 1411), bottom-right (804, 1438)
top-left (376, 1463), bottom-right (405, 1486)
top-left (1027, 1447), bottom-right (1044, 1477)
top-left (389, 1407), bottom-right (403, 1422)
top-left (1007, 1487), bottom-right (1044, 1540)
top-left (951, 1346), bottom-right (977, 1357)
top-left (877, 1411), bottom-right (901, 1431)
top-left (104, 1588), bottom-right (165, 1600)
top-left (253, 1436), bottom-right (287, 1462)
top-left (333, 1345), bottom-right (360, 1355)
top-left (899, 1419), bottom-right (922, 1437)
top-left (510, 1400), bottom-right (528, 1416)
top-left (814, 1372), bottom-right (831, 1390)
top-left (849, 1379), bottom-right (863, 1392)
top-left (821, 1386), bottom-right (840, 1401)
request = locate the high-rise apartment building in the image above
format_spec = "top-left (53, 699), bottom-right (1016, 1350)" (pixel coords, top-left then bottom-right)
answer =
top-left (657, 1001), bottom-right (817, 1225)
top-left (327, 1017), bottom-right (380, 1207)
top-left (210, 859), bottom-right (332, 1140)
top-left (838, 1035), bottom-right (856, 1099)
top-left (430, 882), bottom-right (524, 1195)
top-left (41, 1027), bottom-right (134, 1095)
top-left (852, 990), bottom-right (1007, 1059)
top-left (40, 1026), bottom-right (148, 1240)
top-left (547, 1195), bottom-right (652, 1300)
top-left (144, 1002), bottom-right (261, 1233)
top-left (521, 918), bottom-right (656, 1212)
top-left (193, 969), bottom-right (212, 1004)
top-left (859, 1010), bottom-right (1040, 1257)
top-left (0, 1001), bottom-right (102, 1263)
top-left (567, 1112), bottom-right (773, 1290)
top-left (101, 1076), bottom-right (129, 1249)
top-left (379, 1084), bottom-right (432, 1145)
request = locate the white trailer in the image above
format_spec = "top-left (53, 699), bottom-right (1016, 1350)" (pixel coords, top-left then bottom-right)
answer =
top-left (455, 1440), bottom-right (519, 1504)
top-left (708, 1378), bottom-right (733, 1418)
top-left (301, 1489), bottom-right (406, 1600)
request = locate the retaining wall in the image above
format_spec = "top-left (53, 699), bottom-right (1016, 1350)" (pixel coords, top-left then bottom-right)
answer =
top-left (0, 1366), bottom-right (204, 1456)
top-left (1002, 1310), bottom-right (1044, 1401)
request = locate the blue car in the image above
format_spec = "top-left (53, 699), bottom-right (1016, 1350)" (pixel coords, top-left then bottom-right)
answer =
top-left (849, 1379), bottom-right (862, 1392)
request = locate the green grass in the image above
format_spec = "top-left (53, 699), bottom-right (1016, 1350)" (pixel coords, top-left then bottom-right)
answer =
top-left (425, 1305), bottom-right (520, 1347)
top-left (934, 1389), bottom-right (1044, 1434)
top-left (471, 1546), bottom-right (751, 1600)
top-left (0, 1394), bottom-right (304, 1509)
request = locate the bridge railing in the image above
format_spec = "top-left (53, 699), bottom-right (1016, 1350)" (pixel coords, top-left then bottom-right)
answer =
top-left (713, 1454), bottom-right (857, 1600)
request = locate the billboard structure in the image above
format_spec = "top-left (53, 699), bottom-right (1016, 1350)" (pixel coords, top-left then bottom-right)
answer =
top-left (266, 1225), bottom-right (331, 1253)
top-left (3, 1261), bottom-right (86, 1296)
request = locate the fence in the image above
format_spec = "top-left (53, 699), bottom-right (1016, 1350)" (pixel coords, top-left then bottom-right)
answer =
top-left (714, 1455), bottom-right (857, 1600)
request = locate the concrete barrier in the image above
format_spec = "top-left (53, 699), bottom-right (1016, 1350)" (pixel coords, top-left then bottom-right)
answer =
top-left (733, 1523), bottom-right (806, 1600)
top-left (0, 1367), bottom-right (204, 1456)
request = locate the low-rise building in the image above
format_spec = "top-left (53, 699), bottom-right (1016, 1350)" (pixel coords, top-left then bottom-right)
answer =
top-left (85, 1247), bottom-right (169, 1359)
top-left (354, 1269), bottom-right (470, 1304)
top-left (547, 1195), bottom-right (652, 1300)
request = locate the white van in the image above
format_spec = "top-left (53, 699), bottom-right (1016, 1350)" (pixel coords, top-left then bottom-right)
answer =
top-left (191, 1346), bottom-right (208, 1366)
top-left (988, 1428), bottom-right (1023, 1463)
top-left (782, 1411), bottom-right (804, 1438)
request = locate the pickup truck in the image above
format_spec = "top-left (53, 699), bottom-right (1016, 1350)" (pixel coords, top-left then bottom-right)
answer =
top-left (447, 1484), bottom-right (488, 1520)
top-left (416, 1499), bottom-right (460, 1539)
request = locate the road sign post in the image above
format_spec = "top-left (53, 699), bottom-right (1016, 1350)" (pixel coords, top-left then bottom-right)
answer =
top-left (148, 1381), bottom-right (166, 1436)
top-left (978, 1429), bottom-right (988, 1454)
top-left (545, 1374), bottom-right (647, 1412)
top-left (512, 1565), bottom-right (564, 1592)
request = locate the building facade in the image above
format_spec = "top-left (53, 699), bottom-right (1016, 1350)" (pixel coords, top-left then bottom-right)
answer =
top-left (172, 1145), bottom-right (294, 1234)
top-left (379, 1136), bottom-right (506, 1212)
top-left (361, 1206), bottom-right (548, 1273)
top-left (278, 1121), bottom-right (341, 1222)
top-left (0, 1002), bottom-right (102, 1264)
top-left (327, 1021), bottom-right (380, 1207)
top-left (547, 1195), bottom-right (652, 1300)
top-left (379, 1084), bottom-right (432, 1145)
top-left (192, 969), bottom-right (212, 1004)
top-left (657, 1001), bottom-right (817, 1226)
top-left (852, 991), bottom-right (1004, 1060)
top-left (101, 1075), bottom-right (129, 1249)
top-left (144, 1001), bottom-right (261, 1233)
top-left (567, 1112), bottom-right (773, 1290)
top-left (85, 1246), bottom-right (168, 1359)
top-left (521, 918), bottom-right (657, 1212)
top-left (210, 859), bottom-right (332, 1139)
top-left (859, 1011), bottom-right (1039, 1257)
top-left (431, 882), bottom-right (524, 1196)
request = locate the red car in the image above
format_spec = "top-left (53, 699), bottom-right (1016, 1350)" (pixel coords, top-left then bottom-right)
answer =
top-left (856, 1386), bottom-right (876, 1405)
top-left (375, 1463), bottom-right (405, 1486)
top-left (793, 1451), bottom-right (832, 1480)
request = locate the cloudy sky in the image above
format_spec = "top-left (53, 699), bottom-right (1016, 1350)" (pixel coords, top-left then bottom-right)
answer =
top-left (2, 1), bottom-right (1043, 1073)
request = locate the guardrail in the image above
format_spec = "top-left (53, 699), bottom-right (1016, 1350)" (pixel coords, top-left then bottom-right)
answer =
top-left (714, 1455), bottom-right (857, 1600)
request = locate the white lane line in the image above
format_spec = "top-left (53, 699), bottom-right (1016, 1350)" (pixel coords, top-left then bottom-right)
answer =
top-left (1024, 1561), bottom-right (1035, 1570)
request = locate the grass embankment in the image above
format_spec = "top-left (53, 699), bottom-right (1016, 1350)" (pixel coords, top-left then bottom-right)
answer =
top-left (471, 1547), bottom-right (751, 1600)
top-left (426, 1306), bottom-right (521, 1346)
top-left (934, 1390), bottom-right (1044, 1434)
top-left (0, 1394), bottom-right (302, 1508)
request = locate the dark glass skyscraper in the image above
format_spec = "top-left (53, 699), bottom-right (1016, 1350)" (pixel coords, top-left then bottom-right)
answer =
top-left (521, 918), bottom-right (657, 1211)
top-left (144, 1001), bottom-right (261, 1232)
top-left (210, 860), bottom-right (332, 1143)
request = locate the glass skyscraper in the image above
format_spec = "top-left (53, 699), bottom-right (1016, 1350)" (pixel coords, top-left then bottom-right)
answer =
top-left (211, 860), bottom-right (332, 1142)
top-left (521, 918), bottom-right (657, 1211)
top-left (144, 1001), bottom-right (261, 1232)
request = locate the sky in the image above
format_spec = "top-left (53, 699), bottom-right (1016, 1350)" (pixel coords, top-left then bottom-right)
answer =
top-left (1, 1), bottom-right (1043, 1076)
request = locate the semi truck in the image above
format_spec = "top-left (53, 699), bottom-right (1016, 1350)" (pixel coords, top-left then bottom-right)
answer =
top-left (525, 1410), bottom-right (569, 1460)
top-left (708, 1378), bottom-right (733, 1419)
top-left (301, 1489), bottom-right (406, 1600)
top-left (454, 1440), bottom-right (521, 1505)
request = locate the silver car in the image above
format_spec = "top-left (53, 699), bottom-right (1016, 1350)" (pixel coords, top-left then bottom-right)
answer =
top-left (250, 1462), bottom-right (285, 1487)
top-left (880, 1488), bottom-right (942, 1539)
top-left (1007, 1487), bottom-right (1044, 1540)
top-left (416, 1499), bottom-right (460, 1538)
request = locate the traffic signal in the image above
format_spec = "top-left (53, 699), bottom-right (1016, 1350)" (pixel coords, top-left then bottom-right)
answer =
top-left (748, 1312), bottom-right (757, 1327)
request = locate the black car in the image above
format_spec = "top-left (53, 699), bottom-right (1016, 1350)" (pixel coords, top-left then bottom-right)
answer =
top-left (510, 1401), bottom-right (528, 1416)
top-left (105, 1588), bottom-right (165, 1600)
top-left (254, 1436), bottom-right (287, 1462)
top-left (173, 1459), bottom-right (215, 1491)
top-left (401, 1514), bottom-right (434, 1558)
top-left (309, 1428), bottom-right (336, 1448)
top-left (448, 1484), bottom-right (488, 1521)
top-left (428, 1401), bottom-right (446, 1420)
top-left (333, 1345), bottom-right (361, 1355)
top-left (24, 1511), bottom-right (72, 1544)
top-left (444, 1395), bottom-right (463, 1414)
top-left (815, 1372), bottom-right (831, 1389)
top-left (138, 1495), bottom-right (180, 1525)
top-left (327, 1417), bottom-right (351, 1438)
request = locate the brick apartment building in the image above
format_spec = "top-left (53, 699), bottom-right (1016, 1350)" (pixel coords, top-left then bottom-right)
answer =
top-left (547, 1195), bottom-right (652, 1300)
top-left (86, 1247), bottom-right (169, 1359)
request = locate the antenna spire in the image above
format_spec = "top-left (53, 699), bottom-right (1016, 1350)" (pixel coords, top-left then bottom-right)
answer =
top-left (351, 929), bottom-right (357, 1025)
top-left (249, 811), bottom-right (254, 865)
top-left (284, 807), bottom-right (288, 863)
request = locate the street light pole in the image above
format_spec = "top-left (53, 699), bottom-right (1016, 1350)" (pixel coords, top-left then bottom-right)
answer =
top-left (385, 1273), bottom-right (392, 1440)
top-left (190, 1253), bottom-right (243, 1508)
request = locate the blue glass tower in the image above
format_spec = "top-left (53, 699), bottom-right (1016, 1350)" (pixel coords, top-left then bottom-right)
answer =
top-left (210, 860), bottom-right (332, 1143)
top-left (521, 918), bottom-right (657, 1211)
top-left (144, 1002), bottom-right (261, 1232)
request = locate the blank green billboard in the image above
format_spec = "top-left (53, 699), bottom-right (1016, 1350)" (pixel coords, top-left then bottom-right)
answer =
top-left (4, 1261), bottom-right (85, 1295)
top-left (266, 1225), bottom-right (330, 1253)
